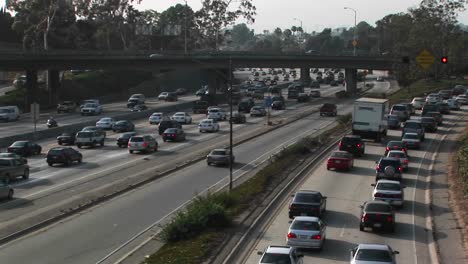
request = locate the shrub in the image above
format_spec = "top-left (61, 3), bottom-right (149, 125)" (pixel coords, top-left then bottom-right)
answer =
top-left (337, 113), bottom-right (352, 126)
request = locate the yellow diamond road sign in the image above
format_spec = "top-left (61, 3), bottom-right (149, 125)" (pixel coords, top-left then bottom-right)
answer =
top-left (416, 49), bottom-right (435, 70)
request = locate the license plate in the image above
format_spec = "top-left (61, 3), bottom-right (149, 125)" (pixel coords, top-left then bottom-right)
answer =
top-left (299, 235), bottom-right (308, 239)
top-left (335, 160), bottom-right (341, 163)
top-left (374, 223), bottom-right (381, 228)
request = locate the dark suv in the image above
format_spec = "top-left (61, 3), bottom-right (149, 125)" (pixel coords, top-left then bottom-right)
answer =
top-left (375, 157), bottom-right (403, 181)
top-left (158, 120), bottom-right (182, 135)
top-left (46, 147), bottom-right (82, 167)
top-left (338, 135), bottom-right (365, 157)
top-left (288, 190), bottom-right (327, 218)
top-left (238, 99), bottom-right (255, 113)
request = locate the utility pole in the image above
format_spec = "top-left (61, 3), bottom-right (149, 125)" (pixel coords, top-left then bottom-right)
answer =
top-left (229, 57), bottom-right (233, 191)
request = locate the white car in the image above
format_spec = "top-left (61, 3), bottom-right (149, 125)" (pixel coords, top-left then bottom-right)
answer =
top-left (198, 119), bottom-right (219, 133)
top-left (350, 244), bottom-right (399, 264)
top-left (80, 99), bottom-right (99, 109)
top-left (158, 92), bottom-right (169, 100)
top-left (286, 216), bottom-right (326, 250)
top-left (447, 99), bottom-right (461, 110)
top-left (129, 93), bottom-right (145, 103)
top-left (257, 246), bottom-right (303, 264)
top-left (455, 94), bottom-right (468, 105)
top-left (387, 150), bottom-right (409, 172)
top-left (96, 117), bottom-right (115, 130)
top-left (207, 108), bottom-right (226, 121)
top-left (411, 97), bottom-right (425, 110)
top-left (371, 180), bottom-right (405, 208)
top-left (80, 103), bottom-right (102, 116)
top-left (149, 112), bottom-right (164, 125)
top-left (250, 106), bottom-right (267, 117)
top-left (426, 93), bottom-right (442, 104)
top-left (401, 132), bottom-right (421, 149)
top-left (171, 112), bottom-right (192, 124)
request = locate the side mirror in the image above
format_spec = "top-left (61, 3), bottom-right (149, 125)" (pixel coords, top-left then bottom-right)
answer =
top-left (359, 205), bottom-right (363, 208)
top-left (323, 196), bottom-right (327, 199)
top-left (288, 220), bottom-right (292, 224)
top-left (257, 251), bottom-right (263, 255)
top-left (371, 184), bottom-right (376, 187)
top-left (375, 161), bottom-right (378, 164)
top-left (394, 251), bottom-right (400, 254)
top-left (291, 194), bottom-right (295, 197)
top-left (297, 253), bottom-right (304, 258)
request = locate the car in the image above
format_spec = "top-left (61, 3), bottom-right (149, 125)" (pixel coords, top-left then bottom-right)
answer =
top-left (387, 114), bottom-right (401, 129)
top-left (175, 88), bottom-right (187, 95)
top-left (96, 117), bottom-right (115, 130)
top-left (0, 153), bottom-right (27, 164)
top-left (309, 89), bottom-right (321, 98)
top-left (81, 126), bottom-right (106, 137)
top-left (426, 93), bottom-right (442, 104)
top-left (7, 141), bottom-right (42, 156)
top-left (257, 246), bottom-right (303, 264)
top-left (57, 132), bottom-right (76, 145)
top-left (423, 111), bottom-right (443, 125)
top-left (0, 181), bottom-right (13, 200)
top-left (401, 132), bottom-right (421, 149)
top-left (319, 103), bottom-right (337, 116)
top-left (455, 94), bottom-right (468, 105)
top-left (238, 99), bottom-right (255, 113)
top-left (400, 103), bottom-right (415, 115)
top-left (206, 149), bottom-right (234, 166)
top-left (288, 190), bottom-right (327, 218)
top-left (452, 84), bottom-right (467, 96)
top-left (116, 132), bottom-right (137, 148)
top-left (128, 135), bottom-right (158, 154)
top-left (402, 120), bottom-right (425, 141)
top-left (390, 104), bottom-right (409, 121)
top-left (127, 98), bottom-right (143, 109)
top-left (57, 101), bottom-right (77, 113)
top-left (193, 101), bottom-right (209, 114)
top-left (375, 157), bottom-right (403, 181)
top-left (128, 93), bottom-right (145, 103)
top-left (171, 112), bottom-right (192, 124)
top-left (149, 112), bottom-right (165, 125)
top-left (271, 100), bottom-right (285, 110)
top-left (230, 112), bottom-right (247, 124)
top-left (0, 106), bottom-right (20, 122)
top-left (438, 89), bottom-right (452, 99)
top-left (420, 117), bottom-right (437, 132)
top-left (287, 89), bottom-right (299, 99)
top-left (326, 151), bottom-right (354, 171)
top-left (195, 88), bottom-right (207, 96)
top-left (46, 147), bottom-right (82, 167)
top-left (250, 106), bottom-right (267, 117)
top-left (338, 135), bottom-right (365, 157)
top-left (376, 76), bottom-right (385, 82)
top-left (80, 103), bottom-right (102, 116)
top-left (165, 92), bottom-right (178, 102)
top-left (297, 93), bottom-right (310, 102)
top-left (162, 128), bottom-right (186, 142)
top-left (80, 99), bottom-right (99, 108)
top-left (310, 81), bottom-right (320, 88)
top-left (372, 179), bottom-right (405, 208)
top-left (387, 150), bottom-right (409, 172)
top-left (359, 200), bottom-right (395, 232)
top-left (411, 97), bottom-right (425, 110)
top-left (158, 92), bottom-right (169, 100)
top-left (422, 103), bottom-right (440, 116)
top-left (437, 102), bottom-right (450, 114)
top-left (131, 103), bottom-right (148, 112)
top-left (207, 108), bottom-right (227, 121)
top-left (271, 95), bottom-right (285, 104)
top-left (447, 99), bottom-right (461, 110)
top-left (75, 131), bottom-right (105, 148)
top-left (0, 157), bottom-right (30, 182)
top-left (198, 119), bottom-right (220, 132)
top-left (350, 244), bottom-right (399, 264)
top-left (158, 120), bottom-right (182, 135)
top-left (112, 120), bottom-right (135, 132)
top-left (286, 216), bottom-right (326, 250)
top-left (384, 141), bottom-right (407, 156)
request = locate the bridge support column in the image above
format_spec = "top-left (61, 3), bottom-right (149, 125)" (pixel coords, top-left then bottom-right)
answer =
top-left (300, 67), bottom-right (311, 84)
top-left (48, 70), bottom-right (60, 105)
top-left (25, 70), bottom-right (38, 112)
top-left (204, 69), bottom-right (229, 105)
top-left (345, 68), bottom-right (357, 95)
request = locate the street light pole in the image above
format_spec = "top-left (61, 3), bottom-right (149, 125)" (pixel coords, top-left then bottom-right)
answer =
top-left (229, 57), bottom-right (233, 191)
top-left (344, 7), bottom-right (357, 56)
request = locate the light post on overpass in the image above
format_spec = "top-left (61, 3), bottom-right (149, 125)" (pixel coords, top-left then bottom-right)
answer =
top-left (228, 57), bottom-right (233, 191)
top-left (344, 6), bottom-right (357, 56)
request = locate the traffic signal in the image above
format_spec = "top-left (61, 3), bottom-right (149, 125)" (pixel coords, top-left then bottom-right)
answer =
top-left (441, 56), bottom-right (448, 64)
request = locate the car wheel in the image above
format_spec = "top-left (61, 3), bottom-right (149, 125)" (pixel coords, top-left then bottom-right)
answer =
top-left (326, 166), bottom-right (330, 170)
top-left (65, 159), bottom-right (71, 166)
top-left (77, 144), bottom-right (82, 148)
top-left (288, 213), bottom-right (293, 219)
top-left (48, 162), bottom-right (53, 167)
top-left (388, 225), bottom-right (395, 233)
top-left (58, 142), bottom-right (62, 145)
top-left (100, 140), bottom-right (104, 147)
top-left (22, 169), bottom-right (29, 180)
top-left (129, 150), bottom-right (133, 154)
top-left (7, 189), bottom-right (13, 200)
top-left (359, 225), bottom-right (364, 231)
top-left (78, 158), bottom-right (82, 163)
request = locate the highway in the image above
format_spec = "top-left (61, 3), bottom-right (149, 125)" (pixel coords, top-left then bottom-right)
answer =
top-left (239, 106), bottom-right (465, 264)
top-left (0, 85), bottom-right (364, 264)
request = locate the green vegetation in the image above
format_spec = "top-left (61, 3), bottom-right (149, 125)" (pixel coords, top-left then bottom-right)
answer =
top-left (337, 113), bottom-right (352, 127)
top-left (456, 133), bottom-right (468, 195)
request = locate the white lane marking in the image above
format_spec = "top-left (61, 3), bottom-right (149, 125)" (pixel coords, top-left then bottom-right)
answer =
top-left (340, 223), bottom-right (346, 237)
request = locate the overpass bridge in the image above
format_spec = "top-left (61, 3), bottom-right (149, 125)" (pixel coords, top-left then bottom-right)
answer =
top-left (0, 51), bottom-right (405, 109)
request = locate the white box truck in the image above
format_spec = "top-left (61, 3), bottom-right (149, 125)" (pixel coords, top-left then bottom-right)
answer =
top-left (352, 98), bottom-right (389, 142)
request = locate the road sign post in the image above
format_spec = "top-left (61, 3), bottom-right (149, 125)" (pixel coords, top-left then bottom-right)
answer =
top-left (415, 49), bottom-right (435, 70)
top-left (264, 96), bottom-right (272, 125)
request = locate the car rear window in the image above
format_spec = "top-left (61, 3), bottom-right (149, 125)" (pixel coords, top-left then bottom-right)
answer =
top-left (0, 159), bottom-right (12, 166)
top-left (331, 152), bottom-right (350, 158)
top-left (387, 141), bottom-right (403, 148)
top-left (377, 183), bottom-right (401, 191)
top-left (130, 137), bottom-right (144, 142)
top-left (11, 141), bottom-right (27, 147)
top-left (294, 193), bottom-right (321, 203)
top-left (405, 122), bottom-right (421, 129)
top-left (165, 128), bottom-right (178, 133)
top-left (211, 150), bottom-right (226, 155)
top-left (76, 132), bottom-right (93, 138)
top-left (365, 203), bottom-right (392, 212)
top-left (392, 105), bottom-right (405, 111)
top-left (260, 253), bottom-right (291, 264)
top-left (291, 220), bottom-right (320, 230)
top-left (48, 149), bottom-right (64, 155)
top-left (388, 152), bottom-right (406, 159)
top-left (379, 159), bottom-right (400, 167)
top-left (356, 249), bottom-right (392, 261)
top-left (404, 134), bottom-right (419, 140)
top-left (342, 137), bottom-right (361, 144)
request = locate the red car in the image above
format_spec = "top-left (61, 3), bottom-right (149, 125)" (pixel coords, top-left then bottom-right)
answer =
top-left (326, 151), bottom-right (354, 171)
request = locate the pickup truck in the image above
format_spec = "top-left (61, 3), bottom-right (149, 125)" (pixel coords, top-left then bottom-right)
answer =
top-left (0, 158), bottom-right (30, 182)
top-left (75, 131), bottom-right (106, 148)
top-left (57, 101), bottom-right (77, 113)
top-left (320, 103), bottom-right (337, 116)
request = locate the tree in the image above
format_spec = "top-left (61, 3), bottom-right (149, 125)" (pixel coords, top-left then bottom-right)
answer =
top-left (0, 8), bottom-right (21, 43)
top-left (291, 25), bottom-right (297, 35)
top-left (274, 27), bottom-right (282, 36)
top-left (158, 4), bottom-right (196, 51)
top-left (194, 0), bottom-right (256, 50)
top-left (230, 23), bottom-right (254, 49)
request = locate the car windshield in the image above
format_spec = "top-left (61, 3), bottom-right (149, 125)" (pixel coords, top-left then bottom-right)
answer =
top-left (152, 113), bottom-right (162, 117)
top-left (365, 203), bottom-right (392, 212)
top-left (291, 220), bottom-right (320, 230)
top-left (253, 107), bottom-right (263, 110)
top-left (11, 141), bottom-right (27, 147)
top-left (0, 109), bottom-right (9, 113)
top-left (175, 113), bottom-right (185, 116)
top-left (201, 120), bottom-right (212, 124)
top-left (404, 134), bottom-right (419, 140)
top-left (211, 150), bottom-right (227, 155)
top-left (388, 115), bottom-right (398, 120)
top-left (356, 249), bottom-right (392, 261)
top-left (84, 103), bottom-right (97, 108)
top-left (414, 99), bottom-right (425, 102)
top-left (76, 132), bottom-right (93, 138)
top-left (115, 121), bottom-right (127, 125)
top-left (99, 118), bottom-right (111, 122)
top-left (392, 105), bottom-right (405, 111)
top-left (295, 193), bottom-right (321, 203)
top-left (260, 253), bottom-right (291, 264)
top-left (377, 183), bottom-right (401, 191)
top-left (209, 109), bottom-right (219, 113)
top-left (130, 137), bottom-right (144, 142)
top-left (405, 122), bottom-right (421, 129)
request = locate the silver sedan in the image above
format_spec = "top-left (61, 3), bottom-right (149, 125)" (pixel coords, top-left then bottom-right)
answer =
top-left (286, 216), bottom-right (326, 250)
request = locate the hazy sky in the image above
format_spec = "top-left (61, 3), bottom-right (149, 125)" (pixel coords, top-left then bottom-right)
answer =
top-left (135, 0), bottom-right (468, 33)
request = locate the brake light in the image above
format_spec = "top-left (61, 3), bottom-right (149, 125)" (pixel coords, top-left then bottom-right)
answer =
top-left (361, 213), bottom-right (369, 222)
top-left (387, 216), bottom-right (393, 222)
top-left (402, 148), bottom-right (406, 152)
top-left (404, 159), bottom-right (408, 164)
top-left (386, 147), bottom-right (390, 151)
top-left (311, 234), bottom-right (321, 240)
top-left (172, 134), bottom-right (176, 137)
top-left (128, 142), bottom-right (131, 147)
top-left (287, 232), bottom-right (297, 239)
top-left (357, 143), bottom-right (361, 148)
top-left (339, 141), bottom-right (343, 147)
top-left (376, 165), bottom-right (381, 171)
top-left (398, 166), bottom-right (403, 172)
top-left (142, 142), bottom-right (148, 147)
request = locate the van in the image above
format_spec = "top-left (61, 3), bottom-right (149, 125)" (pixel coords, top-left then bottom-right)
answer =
top-left (0, 106), bottom-right (20, 122)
